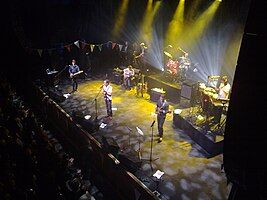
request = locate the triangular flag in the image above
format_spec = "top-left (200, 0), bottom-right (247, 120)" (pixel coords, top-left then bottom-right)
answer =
top-left (80, 41), bottom-right (86, 49)
top-left (74, 40), bottom-right (80, 48)
top-left (37, 49), bottom-right (43, 57)
top-left (106, 41), bottom-right (111, 48)
top-left (98, 44), bottom-right (103, 51)
top-left (118, 44), bottom-right (123, 51)
top-left (90, 44), bottom-right (95, 52)
top-left (112, 42), bottom-right (116, 49)
top-left (65, 45), bottom-right (71, 52)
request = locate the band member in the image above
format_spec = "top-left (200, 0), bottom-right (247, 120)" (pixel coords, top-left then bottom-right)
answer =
top-left (121, 41), bottom-right (130, 66)
top-left (179, 52), bottom-right (191, 81)
top-left (155, 94), bottom-right (170, 143)
top-left (68, 59), bottom-right (80, 92)
top-left (102, 79), bottom-right (113, 118)
top-left (133, 42), bottom-right (147, 72)
top-left (217, 76), bottom-right (231, 99)
top-left (123, 65), bottom-right (135, 90)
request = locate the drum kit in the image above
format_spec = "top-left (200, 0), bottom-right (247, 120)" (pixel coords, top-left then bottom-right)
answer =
top-left (164, 50), bottom-right (191, 82)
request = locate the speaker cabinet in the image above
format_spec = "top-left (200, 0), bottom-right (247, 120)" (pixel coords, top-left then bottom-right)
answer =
top-left (181, 80), bottom-right (198, 106)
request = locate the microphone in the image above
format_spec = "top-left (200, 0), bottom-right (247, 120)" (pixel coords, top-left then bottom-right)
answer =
top-left (99, 84), bottom-right (104, 89)
top-left (150, 120), bottom-right (155, 127)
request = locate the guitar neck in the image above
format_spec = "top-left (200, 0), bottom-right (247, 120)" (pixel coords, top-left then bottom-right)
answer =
top-left (72, 70), bottom-right (83, 77)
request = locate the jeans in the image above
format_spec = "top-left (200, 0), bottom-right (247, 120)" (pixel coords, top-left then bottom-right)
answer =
top-left (105, 98), bottom-right (112, 117)
top-left (157, 113), bottom-right (166, 137)
top-left (71, 77), bottom-right (78, 91)
top-left (124, 77), bottom-right (132, 89)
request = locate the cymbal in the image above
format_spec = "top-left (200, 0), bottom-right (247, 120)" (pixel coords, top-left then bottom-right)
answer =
top-left (164, 51), bottom-right (173, 58)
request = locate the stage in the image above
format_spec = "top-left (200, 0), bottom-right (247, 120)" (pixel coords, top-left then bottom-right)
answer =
top-left (145, 74), bottom-right (182, 104)
top-left (172, 107), bottom-right (224, 157)
top-left (38, 75), bottom-right (230, 200)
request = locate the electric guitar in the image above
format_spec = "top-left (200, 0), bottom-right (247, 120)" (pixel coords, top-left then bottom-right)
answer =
top-left (70, 70), bottom-right (83, 78)
top-left (156, 106), bottom-right (171, 115)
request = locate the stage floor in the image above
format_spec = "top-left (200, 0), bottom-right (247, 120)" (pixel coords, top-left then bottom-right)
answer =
top-left (49, 76), bottom-right (230, 200)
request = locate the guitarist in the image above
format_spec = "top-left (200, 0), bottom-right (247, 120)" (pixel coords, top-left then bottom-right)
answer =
top-left (68, 59), bottom-right (80, 92)
top-left (123, 65), bottom-right (135, 90)
top-left (155, 94), bottom-right (170, 143)
top-left (102, 79), bottom-right (113, 119)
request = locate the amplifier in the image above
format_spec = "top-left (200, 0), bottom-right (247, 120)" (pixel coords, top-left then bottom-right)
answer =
top-left (150, 88), bottom-right (166, 102)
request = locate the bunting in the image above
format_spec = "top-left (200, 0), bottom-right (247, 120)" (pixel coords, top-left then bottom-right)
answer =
top-left (65, 45), bottom-right (71, 52)
top-left (118, 44), bottom-right (123, 51)
top-left (90, 44), bottom-right (95, 52)
top-left (37, 49), bottom-right (43, 57)
top-left (24, 40), bottom-right (127, 57)
top-left (80, 41), bottom-right (86, 50)
top-left (74, 40), bottom-right (80, 48)
top-left (98, 44), bottom-right (103, 51)
top-left (112, 42), bottom-right (116, 49)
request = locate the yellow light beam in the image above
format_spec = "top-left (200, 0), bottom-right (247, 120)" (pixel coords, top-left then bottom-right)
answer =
top-left (182, 0), bottom-right (221, 46)
top-left (140, 0), bottom-right (161, 45)
top-left (165, 0), bottom-right (185, 46)
top-left (112, 0), bottom-right (130, 39)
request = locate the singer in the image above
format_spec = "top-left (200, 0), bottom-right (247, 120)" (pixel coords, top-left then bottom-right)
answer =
top-left (155, 94), bottom-right (169, 143)
top-left (102, 79), bottom-right (113, 119)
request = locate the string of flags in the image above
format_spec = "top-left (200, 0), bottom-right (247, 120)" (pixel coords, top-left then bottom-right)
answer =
top-left (24, 40), bottom-right (126, 57)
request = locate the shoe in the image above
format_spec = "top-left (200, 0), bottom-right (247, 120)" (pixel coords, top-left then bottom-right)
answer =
top-left (158, 137), bottom-right (162, 143)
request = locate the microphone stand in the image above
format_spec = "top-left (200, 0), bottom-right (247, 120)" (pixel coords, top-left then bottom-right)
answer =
top-left (91, 86), bottom-right (103, 122)
top-left (141, 120), bottom-right (159, 171)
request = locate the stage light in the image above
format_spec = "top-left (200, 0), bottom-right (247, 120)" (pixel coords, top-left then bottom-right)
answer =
top-left (111, 0), bottom-right (130, 39)
top-left (140, 0), bottom-right (161, 45)
top-left (165, 0), bottom-right (185, 45)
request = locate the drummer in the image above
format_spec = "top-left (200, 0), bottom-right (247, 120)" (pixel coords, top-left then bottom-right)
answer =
top-left (179, 52), bottom-right (191, 70)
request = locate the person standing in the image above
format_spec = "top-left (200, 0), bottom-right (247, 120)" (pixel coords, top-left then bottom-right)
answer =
top-left (69, 59), bottom-right (80, 92)
top-left (102, 79), bottom-right (113, 119)
top-left (123, 65), bottom-right (135, 90)
top-left (155, 94), bottom-right (170, 143)
top-left (134, 42), bottom-right (147, 72)
top-left (217, 76), bottom-right (231, 99)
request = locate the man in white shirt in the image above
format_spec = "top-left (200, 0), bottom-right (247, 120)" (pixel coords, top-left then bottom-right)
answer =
top-left (102, 79), bottom-right (113, 118)
top-left (123, 65), bottom-right (135, 90)
top-left (218, 76), bottom-right (231, 99)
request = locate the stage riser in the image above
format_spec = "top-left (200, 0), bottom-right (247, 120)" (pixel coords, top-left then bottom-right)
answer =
top-left (173, 113), bottom-right (223, 157)
top-left (145, 76), bottom-right (181, 104)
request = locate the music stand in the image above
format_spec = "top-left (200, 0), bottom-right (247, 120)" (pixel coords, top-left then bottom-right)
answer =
top-left (136, 127), bottom-right (144, 160)
top-left (122, 126), bottom-right (133, 151)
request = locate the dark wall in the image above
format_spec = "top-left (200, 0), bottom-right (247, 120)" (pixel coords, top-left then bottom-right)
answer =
top-left (223, 0), bottom-right (267, 199)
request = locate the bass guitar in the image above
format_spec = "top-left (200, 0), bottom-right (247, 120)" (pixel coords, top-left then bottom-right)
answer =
top-left (70, 70), bottom-right (83, 78)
